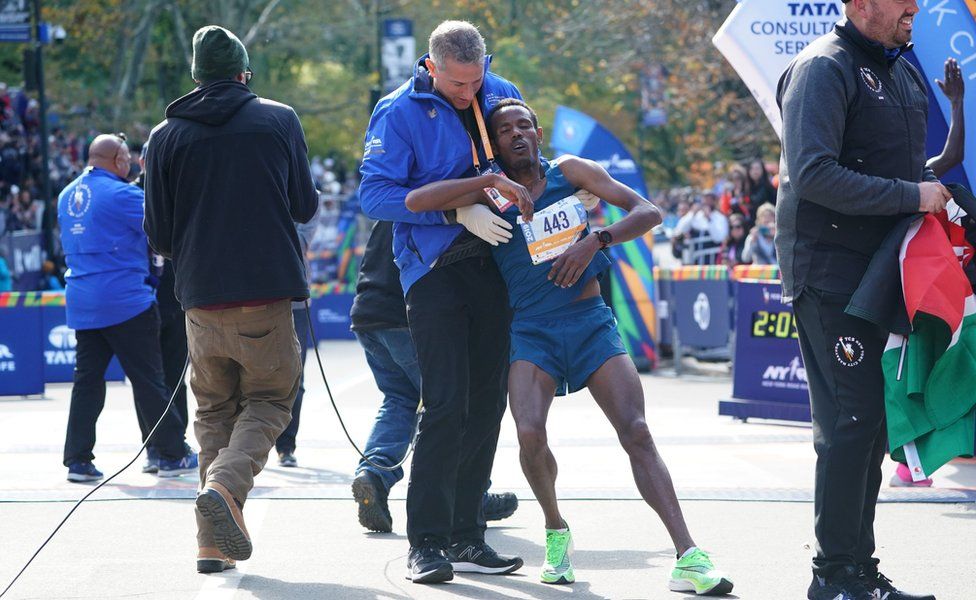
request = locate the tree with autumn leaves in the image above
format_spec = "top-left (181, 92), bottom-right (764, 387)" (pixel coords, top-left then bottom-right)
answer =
top-left (0, 0), bottom-right (777, 189)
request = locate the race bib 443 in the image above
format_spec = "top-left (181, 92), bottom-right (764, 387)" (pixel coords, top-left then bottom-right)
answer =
top-left (517, 195), bottom-right (587, 265)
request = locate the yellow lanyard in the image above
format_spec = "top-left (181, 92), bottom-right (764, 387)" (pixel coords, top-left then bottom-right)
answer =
top-left (468, 101), bottom-right (495, 172)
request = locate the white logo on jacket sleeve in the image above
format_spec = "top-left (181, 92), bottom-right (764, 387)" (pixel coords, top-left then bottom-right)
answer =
top-left (363, 136), bottom-right (384, 157)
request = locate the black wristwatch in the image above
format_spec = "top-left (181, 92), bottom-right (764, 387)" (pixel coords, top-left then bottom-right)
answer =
top-left (595, 229), bottom-right (613, 249)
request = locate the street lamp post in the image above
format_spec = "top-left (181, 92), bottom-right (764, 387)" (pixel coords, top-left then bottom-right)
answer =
top-left (32, 0), bottom-right (53, 257)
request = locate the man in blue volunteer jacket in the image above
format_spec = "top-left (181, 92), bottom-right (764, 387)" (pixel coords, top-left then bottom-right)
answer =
top-left (58, 133), bottom-right (195, 483)
top-left (360, 20), bottom-right (523, 583)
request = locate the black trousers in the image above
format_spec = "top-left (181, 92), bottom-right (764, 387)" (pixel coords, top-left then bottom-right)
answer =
top-left (63, 305), bottom-right (186, 465)
top-left (404, 257), bottom-right (511, 548)
top-left (792, 287), bottom-right (888, 577)
top-left (275, 307), bottom-right (310, 454)
top-left (159, 305), bottom-right (189, 431)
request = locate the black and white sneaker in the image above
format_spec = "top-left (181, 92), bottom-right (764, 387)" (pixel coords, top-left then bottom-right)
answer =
top-left (445, 540), bottom-right (523, 575)
top-left (807, 566), bottom-right (875, 600)
top-left (862, 569), bottom-right (936, 600)
top-left (406, 543), bottom-right (453, 584)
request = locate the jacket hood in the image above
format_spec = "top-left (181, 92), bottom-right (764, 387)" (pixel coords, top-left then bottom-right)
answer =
top-left (411, 53), bottom-right (493, 97)
top-left (165, 80), bottom-right (256, 126)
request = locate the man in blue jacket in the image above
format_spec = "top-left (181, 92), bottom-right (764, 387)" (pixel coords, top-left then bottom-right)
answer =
top-left (360, 20), bottom-right (523, 583)
top-left (58, 133), bottom-right (196, 483)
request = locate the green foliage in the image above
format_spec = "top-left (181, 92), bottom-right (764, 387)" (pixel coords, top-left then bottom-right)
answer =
top-left (30, 0), bottom-right (776, 188)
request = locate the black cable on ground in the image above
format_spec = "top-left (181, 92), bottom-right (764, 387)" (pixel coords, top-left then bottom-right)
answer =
top-left (303, 300), bottom-right (422, 473)
top-left (0, 356), bottom-right (190, 599)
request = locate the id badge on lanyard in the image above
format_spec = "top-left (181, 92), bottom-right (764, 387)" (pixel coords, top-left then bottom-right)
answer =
top-left (517, 195), bottom-right (587, 265)
top-left (470, 101), bottom-right (514, 212)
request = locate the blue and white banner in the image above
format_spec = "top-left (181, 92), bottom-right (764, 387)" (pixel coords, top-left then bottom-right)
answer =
top-left (1, 230), bottom-right (44, 291)
top-left (382, 19), bottom-right (415, 94)
top-left (714, 0), bottom-right (976, 185)
top-left (550, 106), bottom-right (648, 198)
top-left (712, 0), bottom-right (843, 136)
top-left (908, 0), bottom-right (976, 185)
top-left (550, 106), bottom-right (659, 368)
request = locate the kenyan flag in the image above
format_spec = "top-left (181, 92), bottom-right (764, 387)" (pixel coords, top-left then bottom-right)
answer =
top-left (882, 210), bottom-right (976, 481)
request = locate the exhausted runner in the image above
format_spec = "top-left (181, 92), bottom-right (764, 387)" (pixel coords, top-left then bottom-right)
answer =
top-left (404, 98), bottom-right (733, 596)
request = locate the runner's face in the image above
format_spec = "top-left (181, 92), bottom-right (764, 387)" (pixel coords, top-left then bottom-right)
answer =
top-left (863, 0), bottom-right (918, 48)
top-left (491, 106), bottom-right (541, 171)
top-left (427, 57), bottom-right (484, 110)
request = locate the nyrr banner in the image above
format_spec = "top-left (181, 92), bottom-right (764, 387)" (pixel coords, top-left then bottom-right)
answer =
top-left (712, 0), bottom-right (842, 136)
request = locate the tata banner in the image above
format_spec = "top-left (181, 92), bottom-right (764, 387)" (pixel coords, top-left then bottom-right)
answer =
top-left (713, 0), bottom-right (842, 135)
top-left (41, 305), bottom-right (124, 383)
top-left (551, 106), bottom-right (658, 369)
top-left (714, 0), bottom-right (976, 185)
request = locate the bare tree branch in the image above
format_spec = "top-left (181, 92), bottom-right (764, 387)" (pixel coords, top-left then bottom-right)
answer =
top-left (242, 0), bottom-right (283, 46)
top-left (169, 0), bottom-right (193, 69)
top-left (114, 0), bottom-right (162, 122)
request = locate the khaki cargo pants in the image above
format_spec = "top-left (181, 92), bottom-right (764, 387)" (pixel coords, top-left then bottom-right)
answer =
top-left (185, 299), bottom-right (302, 547)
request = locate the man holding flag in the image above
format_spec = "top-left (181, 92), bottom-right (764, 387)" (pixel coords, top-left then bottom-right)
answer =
top-left (775, 1), bottom-right (947, 599)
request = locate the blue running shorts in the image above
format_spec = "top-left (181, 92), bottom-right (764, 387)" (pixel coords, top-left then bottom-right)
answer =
top-left (510, 296), bottom-right (628, 395)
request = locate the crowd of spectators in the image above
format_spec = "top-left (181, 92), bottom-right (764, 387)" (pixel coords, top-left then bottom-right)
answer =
top-left (0, 85), bottom-right (776, 292)
top-left (658, 158), bottom-right (780, 267)
top-left (0, 83), bottom-right (90, 241)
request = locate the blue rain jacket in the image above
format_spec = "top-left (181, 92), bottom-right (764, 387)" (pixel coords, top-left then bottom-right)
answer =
top-left (59, 167), bottom-right (154, 329)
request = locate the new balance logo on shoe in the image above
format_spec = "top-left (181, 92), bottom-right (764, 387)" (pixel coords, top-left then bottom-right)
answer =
top-left (455, 546), bottom-right (483, 562)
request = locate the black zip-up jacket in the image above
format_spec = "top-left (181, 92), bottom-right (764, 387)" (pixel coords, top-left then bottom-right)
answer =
top-left (349, 219), bottom-right (408, 331)
top-left (144, 80), bottom-right (318, 310)
top-left (775, 19), bottom-right (937, 303)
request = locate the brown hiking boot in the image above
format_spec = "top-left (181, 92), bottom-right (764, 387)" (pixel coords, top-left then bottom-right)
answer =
top-left (196, 481), bottom-right (252, 561)
top-left (196, 547), bottom-right (236, 574)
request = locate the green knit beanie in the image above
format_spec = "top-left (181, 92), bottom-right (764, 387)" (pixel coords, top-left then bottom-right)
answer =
top-left (191, 26), bottom-right (249, 83)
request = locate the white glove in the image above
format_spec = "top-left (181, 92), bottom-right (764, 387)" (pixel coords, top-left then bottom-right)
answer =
top-left (576, 189), bottom-right (601, 211)
top-left (456, 204), bottom-right (513, 246)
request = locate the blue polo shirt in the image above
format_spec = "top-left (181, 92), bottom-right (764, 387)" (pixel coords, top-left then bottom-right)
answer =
top-left (58, 167), bottom-right (155, 330)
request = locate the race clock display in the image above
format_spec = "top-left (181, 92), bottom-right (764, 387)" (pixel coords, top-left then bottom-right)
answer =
top-left (751, 310), bottom-right (799, 339)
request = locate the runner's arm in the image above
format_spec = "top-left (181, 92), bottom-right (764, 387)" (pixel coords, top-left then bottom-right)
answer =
top-left (546, 156), bottom-right (661, 287)
top-left (405, 173), bottom-right (533, 215)
top-left (404, 174), bottom-right (494, 212)
top-left (559, 156), bottom-right (662, 244)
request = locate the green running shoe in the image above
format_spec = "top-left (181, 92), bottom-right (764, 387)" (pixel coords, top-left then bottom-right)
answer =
top-left (541, 525), bottom-right (574, 584)
top-left (668, 547), bottom-right (733, 596)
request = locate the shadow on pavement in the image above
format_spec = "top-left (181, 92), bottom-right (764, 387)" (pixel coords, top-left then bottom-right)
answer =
top-left (261, 465), bottom-right (353, 485)
top-left (240, 573), bottom-right (411, 599)
top-left (488, 527), bottom-right (674, 571)
top-left (448, 576), bottom-right (603, 599)
top-left (943, 504), bottom-right (976, 519)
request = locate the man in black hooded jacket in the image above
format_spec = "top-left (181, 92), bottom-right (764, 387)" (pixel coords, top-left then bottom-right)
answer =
top-left (144, 25), bottom-right (318, 573)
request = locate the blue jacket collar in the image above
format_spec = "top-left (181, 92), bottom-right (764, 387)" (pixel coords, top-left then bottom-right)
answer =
top-left (410, 53), bottom-right (494, 100)
top-left (83, 166), bottom-right (127, 183)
